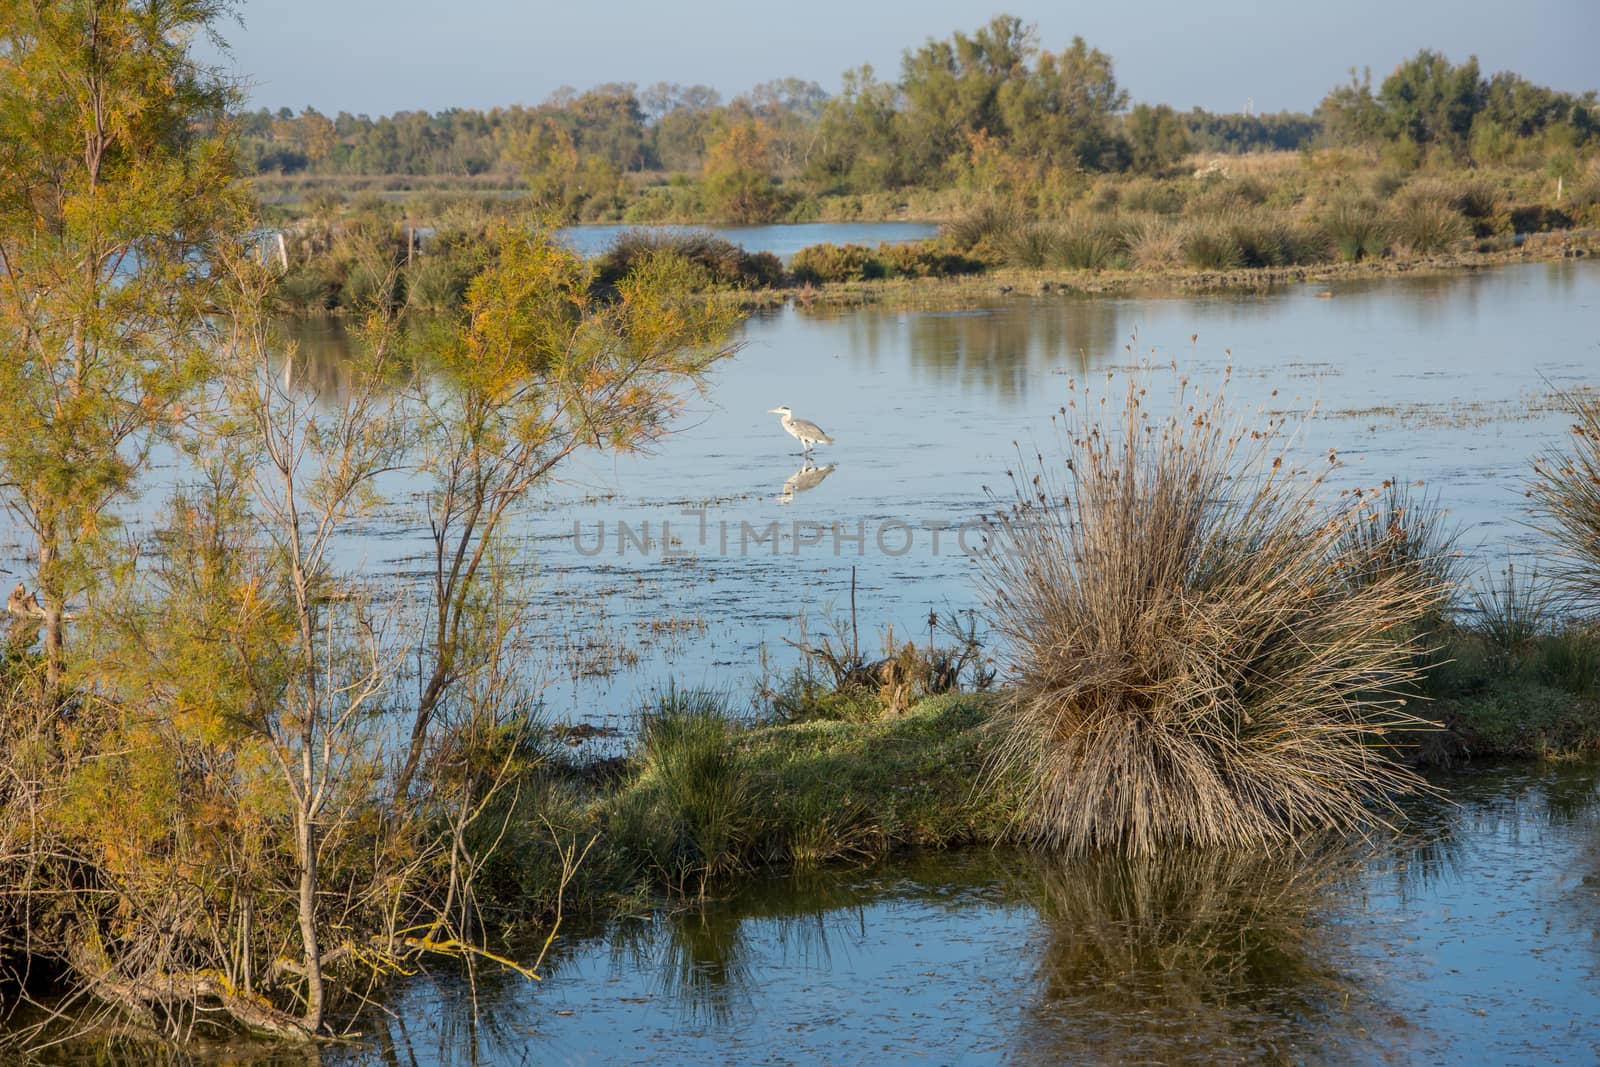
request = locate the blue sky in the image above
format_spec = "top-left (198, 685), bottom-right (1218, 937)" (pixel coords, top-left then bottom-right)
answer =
top-left (202, 0), bottom-right (1597, 117)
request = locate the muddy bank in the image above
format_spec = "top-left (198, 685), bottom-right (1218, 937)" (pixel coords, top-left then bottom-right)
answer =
top-left (738, 227), bottom-right (1600, 310)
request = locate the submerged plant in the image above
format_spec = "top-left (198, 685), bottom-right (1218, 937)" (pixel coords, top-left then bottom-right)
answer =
top-left (976, 370), bottom-right (1444, 855)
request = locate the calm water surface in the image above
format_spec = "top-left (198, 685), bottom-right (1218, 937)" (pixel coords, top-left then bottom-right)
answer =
top-left (555, 221), bottom-right (942, 260)
top-left (279, 259), bottom-right (1600, 721)
top-left (333, 763), bottom-right (1600, 1066)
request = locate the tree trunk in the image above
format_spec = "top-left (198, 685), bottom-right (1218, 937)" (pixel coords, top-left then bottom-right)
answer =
top-left (296, 809), bottom-right (324, 1032)
top-left (38, 538), bottom-right (63, 693)
top-left (393, 666), bottom-right (446, 799)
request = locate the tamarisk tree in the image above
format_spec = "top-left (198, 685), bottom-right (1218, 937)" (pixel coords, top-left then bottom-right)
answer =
top-left (0, 0), bottom-right (245, 688)
top-left (397, 223), bottom-right (740, 796)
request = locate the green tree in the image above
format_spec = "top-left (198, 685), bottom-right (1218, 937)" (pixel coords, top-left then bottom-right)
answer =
top-left (997, 36), bottom-right (1128, 171)
top-left (1378, 50), bottom-right (1484, 149)
top-left (898, 14), bottom-right (1036, 177)
top-left (0, 0), bottom-right (247, 689)
top-left (1317, 67), bottom-right (1387, 146)
top-left (1125, 103), bottom-right (1191, 174)
top-left (395, 222), bottom-right (741, 796)
top-left (807, 64), bottom-right (915, 192)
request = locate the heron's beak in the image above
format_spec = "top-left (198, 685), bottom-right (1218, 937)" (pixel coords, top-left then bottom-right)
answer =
top-left (767, 407), bottom-right (783, 414)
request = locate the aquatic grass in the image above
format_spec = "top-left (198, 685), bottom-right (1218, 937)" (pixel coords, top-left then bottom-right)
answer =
top-left (1535, 626), bottom-right (1600, 697)
top-left (634, 686), bottom-right (752, 892)
top-left (976, 370), bottom-right (1444, 855)
top-left (1125, 217), bottom-right (1184, 270)
top-left (1471, 560), bottom-right (1555, 657)
top-left (1335, 479), bottom-right (1462, 605)
top-left (1450, 177), bottom-right (1504, 232)
top-left (592, 692), bottom-right (1015, 890)
top-left (1119, 178), bottom-right (1186, 215)
top-left (1000, 222), bottom-right (1061, 269)
top-left (1184, 176), bottom-right (1269, 216)
top-left (941, 199), bottom-right (1021, 252)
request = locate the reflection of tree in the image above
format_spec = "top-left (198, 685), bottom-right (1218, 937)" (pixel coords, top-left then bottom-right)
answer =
top-left (279, 316), bottom-right (364, 398)
top-left (1013, 847), bottom-right (1381, 1065)
top-left (901, 300), bottom-right (1121, 402)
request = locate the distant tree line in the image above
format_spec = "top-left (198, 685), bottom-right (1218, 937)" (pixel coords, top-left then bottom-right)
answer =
top-left (239, 15), bottom-right (1598, 221)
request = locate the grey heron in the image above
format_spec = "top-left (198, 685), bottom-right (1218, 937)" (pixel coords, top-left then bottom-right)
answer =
top-left (767, 406), bottom-right (834, 454)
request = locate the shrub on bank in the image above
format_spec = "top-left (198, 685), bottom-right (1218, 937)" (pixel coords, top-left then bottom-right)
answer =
top-left (790, 242), bottom-right (884, 284)
top-left (790, 240), bottom-right (983, 284)
top-left (593, 228), bottom-right (783, 292)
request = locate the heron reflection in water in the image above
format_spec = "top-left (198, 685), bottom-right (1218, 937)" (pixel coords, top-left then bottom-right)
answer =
top-left (778, 460), bottom-right (837, 504)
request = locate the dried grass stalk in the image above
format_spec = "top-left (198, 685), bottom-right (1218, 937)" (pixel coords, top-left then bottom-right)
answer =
top-left (977, 370), bottom-right (1443, 854)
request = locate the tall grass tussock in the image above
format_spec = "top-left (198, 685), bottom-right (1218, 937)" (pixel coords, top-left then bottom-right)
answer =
top-left (976, 370), bottom-right (1447, 855)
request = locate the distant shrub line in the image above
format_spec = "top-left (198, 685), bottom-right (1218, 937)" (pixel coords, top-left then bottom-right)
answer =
top-left (269, 156), bottom-right (1600, 313)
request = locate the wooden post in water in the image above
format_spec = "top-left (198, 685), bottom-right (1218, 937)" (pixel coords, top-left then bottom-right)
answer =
top-left (850, 565), bottom-right (858, 663)
top-left (276, 231), bottom-right (289, 271)
top-left (407, 226), bottom-right (415, 268)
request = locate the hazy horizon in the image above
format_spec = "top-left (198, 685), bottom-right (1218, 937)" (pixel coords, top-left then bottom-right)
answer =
top-left (202, 0), bottom-right (1596, 119)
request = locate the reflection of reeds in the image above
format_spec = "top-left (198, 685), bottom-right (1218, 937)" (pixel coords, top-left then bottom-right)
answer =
top-left (619, 869), bottom-right (882, 1027)
top-left (1016, 847), bottom-right (1373, 1065)
top-left (654, 910), bottom-right (754, 1028)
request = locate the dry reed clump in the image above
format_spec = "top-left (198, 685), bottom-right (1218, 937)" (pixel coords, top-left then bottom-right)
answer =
top-left (1178, 217), bottom-right (1243, 270)
top-left (1529, 392), bottom-right (1600, 612)
top-left (1389, 183), bottom-right (1471, 256)
top-left (1125, 217), bottom-right (1184, 270)
top-left (1321, 197), bottom-right (1389, 262)
top-left (976, 371), bottom-right (1444, 855)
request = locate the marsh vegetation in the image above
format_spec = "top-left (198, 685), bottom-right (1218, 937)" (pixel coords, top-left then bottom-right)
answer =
top-left (2, 2), bottom-right (1599, 1061)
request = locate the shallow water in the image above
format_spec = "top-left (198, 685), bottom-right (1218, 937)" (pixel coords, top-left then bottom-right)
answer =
top-left (333, 762), bottom-right (1600, 1066)
top-left (7, 261), bottom-right (1595, 722)
top-left (555, 221), bottom-right (943, 260)
top-left (287, 258), bottom-right (1598, 721)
